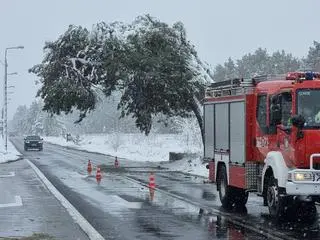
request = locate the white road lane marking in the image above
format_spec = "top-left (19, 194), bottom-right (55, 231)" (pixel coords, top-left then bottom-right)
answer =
top-left (0, 196), bottom-right (23, 208)
top-left (0, 172), bottom-right (15, 178)
top-left (27, 159), bottom-right (105, 240)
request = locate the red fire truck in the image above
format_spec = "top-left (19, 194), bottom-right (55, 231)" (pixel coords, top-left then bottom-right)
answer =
top-left (205, 71), bottom-right (320, 219)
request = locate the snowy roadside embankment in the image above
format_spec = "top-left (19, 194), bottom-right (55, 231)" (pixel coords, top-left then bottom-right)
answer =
top-left (45, 134), bottom-right (201, 162)
top-left (44, 133), bottom-right (208, 177)
top-left (0, 138), bottom-right (22, 163)
top-left (160, 156), bottom-right (209, 177)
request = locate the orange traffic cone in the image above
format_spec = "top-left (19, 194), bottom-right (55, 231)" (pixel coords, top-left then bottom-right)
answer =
top-left (149, 172), bottom-right (156, 189)
top-left (96, 167), bottom-right (102, 184)
top-left (87, 160), bottom-right (92, 175)
top-left (149, 172), bottom-right (155, 201)
top-left (114, 157), bottom-right (119, 168)
top-left (149, 188), bottom-right (155, 201)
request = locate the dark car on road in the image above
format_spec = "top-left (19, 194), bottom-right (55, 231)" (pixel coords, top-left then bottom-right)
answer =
top-left (24, 135), bottom-right (43, 151)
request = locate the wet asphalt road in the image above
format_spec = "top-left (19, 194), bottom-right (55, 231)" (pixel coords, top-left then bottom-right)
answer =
top-left (0, 158), bottom-right (89, 239)
top-left (10, 138), bottom-right (320, 240)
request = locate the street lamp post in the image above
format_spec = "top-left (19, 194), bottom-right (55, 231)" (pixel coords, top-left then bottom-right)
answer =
top-left (4, 46), bottom-right (23, 152)
top-left (2, 73), bottom-right (17, 139)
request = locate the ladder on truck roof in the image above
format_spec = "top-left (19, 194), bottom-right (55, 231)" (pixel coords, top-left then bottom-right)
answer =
top-left (205, 78), bottom-right (254, 98)
top-left (205, 74), bottom-right (286, 98)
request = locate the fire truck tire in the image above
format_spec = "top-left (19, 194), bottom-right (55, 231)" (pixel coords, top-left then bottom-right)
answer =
top-left (218, 165), bottom-right (234, 208)
top-left (234, 189), bottom-right (248, 207)
top-left (296, 201), bottom-right (317, 223)
top-left (267, 176), bottom-right (285, 219)
top-left (263, 195), bottom-right (268, 206)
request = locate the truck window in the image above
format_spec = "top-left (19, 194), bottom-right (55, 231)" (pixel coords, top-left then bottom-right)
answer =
top-left (270, 94), bottom-right (282, 127)
top-left (281, 92), bottom-right (292, 126)
top-left (257, 94), bottom-right (268, 133)
top-left (297, 89), bottom-right (320, 128)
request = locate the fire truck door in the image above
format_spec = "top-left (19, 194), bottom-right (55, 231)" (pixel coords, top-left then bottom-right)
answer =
top-left (276, 92), bottom-right (295, 167)
top-left (255, 94), bottom-right (270, 159)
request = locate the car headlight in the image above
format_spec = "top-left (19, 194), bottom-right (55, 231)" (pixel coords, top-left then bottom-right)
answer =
top-left (291, 172), bottom-right (313, 181)
top-left (25, 141), bottom-right (30, 143)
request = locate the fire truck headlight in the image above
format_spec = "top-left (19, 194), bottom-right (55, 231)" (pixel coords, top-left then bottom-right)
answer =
top-left (293, 172), bottom-right (313, 181)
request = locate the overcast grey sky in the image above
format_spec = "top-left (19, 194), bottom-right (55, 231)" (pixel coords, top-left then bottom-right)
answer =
top-left (1, 0), bottom-right (320, 119)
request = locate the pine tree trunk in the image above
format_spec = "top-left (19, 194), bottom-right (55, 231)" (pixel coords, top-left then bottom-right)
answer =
top-left (190, 98), bottom-right (204, 146)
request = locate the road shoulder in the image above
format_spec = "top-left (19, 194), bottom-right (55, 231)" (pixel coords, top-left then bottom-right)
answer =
top-left (0, 159), bottom-right (90, 240)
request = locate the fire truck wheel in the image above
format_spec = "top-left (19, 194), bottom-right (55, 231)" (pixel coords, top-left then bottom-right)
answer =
top-left (218, 165), bottom-right (234, 208)
top-left (234, 190), bottom-right (248, 207)
top-left (296, 201), bottom-right (317, 223)
top-left (267, 176), bottom-right (285, 219)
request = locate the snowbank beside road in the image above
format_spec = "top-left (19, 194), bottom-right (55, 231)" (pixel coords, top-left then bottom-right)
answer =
top-left (45, 134), bottom-right (201, 162)
top-left (44, 133), bottom-right (208, 177)
top-left (161, 156), bottom-right (209, 178)
top-left (0, 138), bottom-right (22, 163)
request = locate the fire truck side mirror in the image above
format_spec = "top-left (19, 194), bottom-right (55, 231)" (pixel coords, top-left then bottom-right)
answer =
top-left (291, 115), bottom-right (305, 129)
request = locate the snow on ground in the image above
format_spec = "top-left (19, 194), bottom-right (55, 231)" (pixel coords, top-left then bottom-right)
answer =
top-left (45, 133), bottom-right (201, 162)
top-left (161, 156), bottom-right (209, 178)
top-left (0, 138), bottom-right (22, 163)
top-left (44, 133), bottom-right (208, 177)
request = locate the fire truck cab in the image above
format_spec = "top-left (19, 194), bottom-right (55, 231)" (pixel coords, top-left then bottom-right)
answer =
top-left (205, 71), bottom-right (320, 219)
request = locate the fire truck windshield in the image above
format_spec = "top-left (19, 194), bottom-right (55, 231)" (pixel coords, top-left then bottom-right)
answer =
top-left (297, 89), bottom-right (320, 128)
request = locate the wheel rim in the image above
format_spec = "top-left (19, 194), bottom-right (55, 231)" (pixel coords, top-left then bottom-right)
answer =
top-left (267, 185), bottom-right (278, 212)
top-left (220, 175), bottom-right (226, 199)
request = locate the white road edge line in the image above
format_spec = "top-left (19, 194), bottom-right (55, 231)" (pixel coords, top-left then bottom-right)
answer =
top-left (0, 196), bottom-right (23, 208)
top-left (0, 172), bottom-right (15, 177)
top-left (26, 159), bottom-right (105, 240)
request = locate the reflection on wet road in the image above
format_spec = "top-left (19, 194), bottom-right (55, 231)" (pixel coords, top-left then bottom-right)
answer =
top-left (11, 138), bottom-right (320, 239)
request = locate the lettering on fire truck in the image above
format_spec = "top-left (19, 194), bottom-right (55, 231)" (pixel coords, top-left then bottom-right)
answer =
top-left (256, 136), bottom-right (268, 148)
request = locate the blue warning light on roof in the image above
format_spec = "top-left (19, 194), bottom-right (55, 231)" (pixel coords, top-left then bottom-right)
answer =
top-left (305, 71), bottom-right (314, 80)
